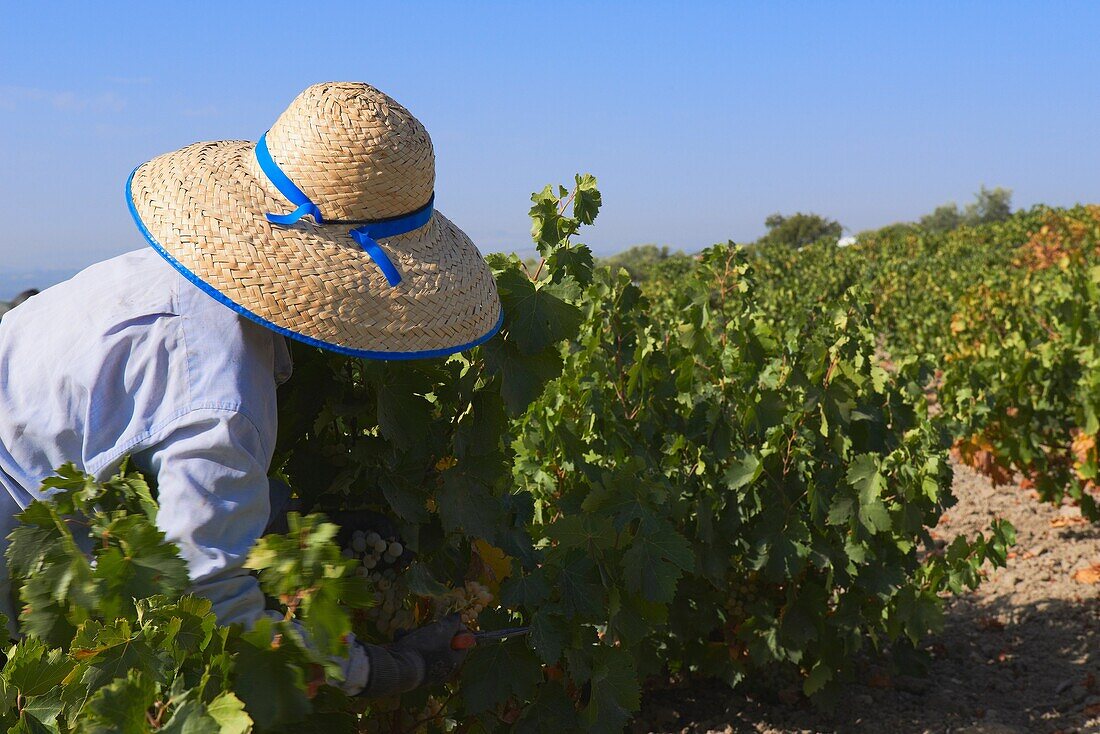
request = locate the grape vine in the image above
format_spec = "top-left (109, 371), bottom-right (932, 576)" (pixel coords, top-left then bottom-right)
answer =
top-left (0, 174), bottom-right (1025, 733)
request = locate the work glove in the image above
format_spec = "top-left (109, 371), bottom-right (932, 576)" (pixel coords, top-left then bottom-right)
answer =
top-left (359, 614), bottom-right (469, 698)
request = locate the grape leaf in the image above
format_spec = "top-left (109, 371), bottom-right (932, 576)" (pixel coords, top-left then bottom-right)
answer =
top-left (495, 269), bottom-right (582, 355)
top-left (228, 620), bottom-right (311, 730)
top-left (3, 639), bottom-right (75, 698)
top-left (368, 365), bottom-right (434, 452)
top-left (80, 670), bottom-right (157, 734)
top-left (459, 641), bottom-right (542, 715)
top-left (724, 452), bottom-right (762, 490)
top-left (7, 713), bottom-right (53, 734)
top-left (622, 516), bottom-right (693, 603)
top-left (435, 466), bottom-right (506, 540)
top-left (514, 681), bottom-right (578, 733)
top-left (93, 515), bottom-right (190, 617)
top-left (527, 610), bottom-right (568, 665)
top-left (571, 174), bottom-right (602, 225)
top-left (160, 698), bottom-right (222, 734)
top-left (481, 339), bottom-right (563, 416)
top-left (544, 514), bottom-right (615, 552)
top-left (499, 568), bottom-right (550, 609)
top-left (580, 646), bottom-right (640, 733)
top-left (847, 454), bottom-right (891, 533)
top-left (205, 692), bottom-right (253, 734)
top-left (551, 553), bottom-right (605, 619)
top-left (547, 244), bottom-right (595, 286)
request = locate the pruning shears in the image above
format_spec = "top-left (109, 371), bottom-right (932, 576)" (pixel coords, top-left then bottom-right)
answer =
top-left (451, 626), bottom-right (530, 650)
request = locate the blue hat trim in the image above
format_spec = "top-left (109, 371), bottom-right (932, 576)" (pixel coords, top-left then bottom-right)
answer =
top-left (125, 167), bottom-right (503, 361)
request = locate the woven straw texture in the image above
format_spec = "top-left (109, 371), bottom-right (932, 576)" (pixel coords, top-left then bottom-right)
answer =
top-left (128, 82), bottom-right (501, 357)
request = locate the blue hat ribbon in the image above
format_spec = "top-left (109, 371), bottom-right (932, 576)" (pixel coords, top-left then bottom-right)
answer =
top-left (255, 133), bottom-right (324, 226)
top-left (256, 133), bottom-right (434, 287)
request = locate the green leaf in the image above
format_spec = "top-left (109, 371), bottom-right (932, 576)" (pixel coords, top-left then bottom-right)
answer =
top-left (607, 587), bottom-right (666, 647)
top-left (552, 554), bottom-right (605, 619)
top-left (499, 568), bottom-right (550, 609)
top-left (622, 516), bottom-right (693, 603)
top-left (481, 339), bottom-right (563, 416)
top-left (514, 681), bottom-right (579, 733)
top-left (299, 580), bottom-right (352, 657)
top-left (827, 495), bottom-right (855, 526)
top-left (80, 670), bottom-right (157, 734)
top-left (528, 610), bottom-right (568, 665)
top-left (571, 174), bottom-right (602, 225)
top-left (724, 452), bottom-right (762, 490)
top-left (580, 646), bottom-right (640, 733)
top-left (228, 619), bottom-right (311, 730)
top-left (803, 660), bottom-right (833, 696)
top-left (205, 692), bottom-right (252, 734)
top-left (460, 641), bottom-right (542, 715)
top-left (4, 639), bottom-right (75, 698)
top-left (93, 514), bottom-right (190, 617)
top-left (454, 391), bottom-right (507, 459)
top-left (528, 185), bottom-right (580, 252)
top-left (367, 365), bottom-right (434, 452)
top-left (403, 562), bottom-right (448, 598)
top-left (847, 454), bottom-right (891, 533)
top-left (135, 595), bottom-right (216, 655)
top-left (70, 618), bottom-right (161, 697)
top-left (7, 713), bottom-right (53, 734)
top-left (495, 269), bottom-right (582, 355)
top-left (17, 692), bottom-right (61, 730)
top-left (547, 244), bottom-right (595, 286)
top-left (544, 515), bottom-right (615, 552)
top-left (247, 514), bottom-right (351, 609)
top-left (435, 465), bottom-right (506, 540)
top-left (379, 477), bottom-right (430, 524)
top-left (159, 699), bottom-right (222, 734)
top-left (8, 502), bottom-right (97, 644)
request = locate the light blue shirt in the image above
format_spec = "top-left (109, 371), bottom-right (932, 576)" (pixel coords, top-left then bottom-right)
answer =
top-left (0, 248), bottom-right (368, 690)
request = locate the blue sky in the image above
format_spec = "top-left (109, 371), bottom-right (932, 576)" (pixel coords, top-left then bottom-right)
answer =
top-left (2, 1), bottom-right (1099, 290)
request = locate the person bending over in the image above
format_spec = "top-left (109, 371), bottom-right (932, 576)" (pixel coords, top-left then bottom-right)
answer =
top-left (0, 82), bottom-right (503, 697)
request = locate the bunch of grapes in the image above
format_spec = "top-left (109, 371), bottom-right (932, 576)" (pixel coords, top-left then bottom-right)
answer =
top-left (437, 580), bottom-right (494, 626)
top-left (342, 529), bottom-right (406, 583)
top-left (340, 527), bottom-right (416, 636)
top-left (363, 578), bottom-right (416, 636)
top-left (727, 577), bottom-right (760, 622)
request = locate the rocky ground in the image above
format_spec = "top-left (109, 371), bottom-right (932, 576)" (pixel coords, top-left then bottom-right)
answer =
top-left (637, 463), bottom-right (1100, 734)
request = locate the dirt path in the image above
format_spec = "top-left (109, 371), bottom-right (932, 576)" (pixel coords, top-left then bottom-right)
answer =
top-left (638, 463), bottom-right (1100, 734)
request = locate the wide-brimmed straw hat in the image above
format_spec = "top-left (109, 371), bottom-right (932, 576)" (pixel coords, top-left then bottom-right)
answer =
top-left (126, 82), bottom-right (502, 359)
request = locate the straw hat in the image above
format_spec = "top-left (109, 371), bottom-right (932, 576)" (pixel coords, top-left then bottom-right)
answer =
top-left (126, 82), bottom-right (502, 359)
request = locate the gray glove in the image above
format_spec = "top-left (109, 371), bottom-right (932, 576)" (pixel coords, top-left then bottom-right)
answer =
top-left (360, 614), bottom-right (469, 698)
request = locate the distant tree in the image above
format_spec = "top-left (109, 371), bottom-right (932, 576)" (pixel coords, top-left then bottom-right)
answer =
top-left (963, 186), bottom-right (1013, 225)
top-left (0, 289), bottom-right (37, 323)
top-left (759, 213), bottom-right (843, 249)
top-left (919, 203), bottom-right (964, 232)
top-left (863, 222), bottom-right (921, 241)
top-left (603, 244), bottom-right (689, 281)
top-left (10, 289), bottom-right (38, 308)
top-left (919, 186), bottom-right (1013, 232)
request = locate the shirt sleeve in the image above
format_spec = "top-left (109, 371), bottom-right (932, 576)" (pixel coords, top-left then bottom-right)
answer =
top-left (132, 407), bottom-right (372, 694)
top-left (133, 407), bottom-right (273, 627)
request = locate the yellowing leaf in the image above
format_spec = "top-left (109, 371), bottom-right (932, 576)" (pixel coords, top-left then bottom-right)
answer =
top-left (473, 539), bottom-right (512, 596)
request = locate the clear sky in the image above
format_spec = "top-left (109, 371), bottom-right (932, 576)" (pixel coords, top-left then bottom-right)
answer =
top-left (2, 1), bottom-right (1099, 285)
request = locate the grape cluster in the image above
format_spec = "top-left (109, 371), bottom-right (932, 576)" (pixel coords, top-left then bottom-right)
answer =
top-left (727, 578), bottom-right (759, 622)
top-left (342, 529), bottom-right (405, 583)
top-left (341, 529), bottom-right (416, 635)
top-left (364, 578), bottom-right (415, 636)
top-left (438, 580), bottom-right (493, 626)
